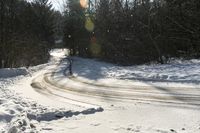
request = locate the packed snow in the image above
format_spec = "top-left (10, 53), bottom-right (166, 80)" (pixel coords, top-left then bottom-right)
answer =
top-left (0, 49), bottom-right (200, 133)
top-left (72, 57), bottom-right (200, 83)
top-left (0, 49), bottom-right (103, 132)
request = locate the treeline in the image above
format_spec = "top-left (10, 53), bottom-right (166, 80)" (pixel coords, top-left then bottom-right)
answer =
top-left (0, 0), bottom-right (59, 68)
top-left (63, 0), bottom-right (200, 65)
top-left (1, 0), bottom-right (199, 67)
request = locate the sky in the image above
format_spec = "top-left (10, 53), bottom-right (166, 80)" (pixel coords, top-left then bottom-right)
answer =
top-left (49, 0), bottom-right (66, 11)
top-left (27, 0), bottom-right (66, 11)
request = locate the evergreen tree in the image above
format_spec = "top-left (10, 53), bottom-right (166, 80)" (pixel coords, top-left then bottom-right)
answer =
top-left (0, 0), bottom-right (56, 68)
top-left (63, 0), bottom-right (90, 56)
top-left (56, 0), bottom-right (200, 65)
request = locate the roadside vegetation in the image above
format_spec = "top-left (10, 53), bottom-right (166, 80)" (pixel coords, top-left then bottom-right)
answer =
top-left (1, 0), bottom-right (200, 67)
top-left (63, 0), bottom-right (200, 65)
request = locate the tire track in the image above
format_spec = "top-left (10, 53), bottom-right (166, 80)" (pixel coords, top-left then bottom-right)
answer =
top-left (32, 57), bottom-right (200, 109)
top-left (44, 73), bottom-right (200, 107)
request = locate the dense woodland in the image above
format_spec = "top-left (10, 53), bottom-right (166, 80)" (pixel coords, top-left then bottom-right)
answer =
top-left (64, 0), bottom-right (200, 65)
top-left (0, 0), bottom-right (200, 68)
top-left (0, 0), bottom-right (58, 68)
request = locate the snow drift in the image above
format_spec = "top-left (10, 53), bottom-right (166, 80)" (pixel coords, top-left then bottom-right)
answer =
top-left (72, 57), bottom-right (200, 84)
top-left (0, 68), bottom-right (28, 78)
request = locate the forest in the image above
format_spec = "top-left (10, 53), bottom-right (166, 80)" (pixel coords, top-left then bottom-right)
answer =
top-left (0, 0), bottom-right (200, 67)
top-left (0, 0), bottom-right (57, 68)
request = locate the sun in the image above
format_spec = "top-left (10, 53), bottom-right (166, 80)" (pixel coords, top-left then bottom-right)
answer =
top-left (80, 0), bottom-right (88, 8)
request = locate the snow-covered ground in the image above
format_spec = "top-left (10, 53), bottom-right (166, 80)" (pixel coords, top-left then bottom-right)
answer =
top-left (0, 68), bottom-right (28, 78)
top-left (72, 57), bottom-right (200, 85)
top-left (0, 49), bottom-right (200, 133)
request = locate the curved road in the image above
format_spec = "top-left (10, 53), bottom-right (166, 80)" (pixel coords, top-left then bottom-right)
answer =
top-left (31, 57), bottom-right (200, 109)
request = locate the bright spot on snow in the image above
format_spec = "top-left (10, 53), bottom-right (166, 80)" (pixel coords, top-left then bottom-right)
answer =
top-left (80, 0), bottom-right (88, 8)
top-left (85, 17), bottom-right (94, 32)
top-left (50, 49), bottom-right (68, 58)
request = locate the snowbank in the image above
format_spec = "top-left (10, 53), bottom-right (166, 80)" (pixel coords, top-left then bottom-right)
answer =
top-left (0, 49), bottom-right (105, 133)
top-left (0, 68), bottom-right (28, 78)
top-left (72, 57), bottom-right (200, 84)
top-left (0, 75), bottom-right (103, 133)
top-left (0, 49), bottom-right (67, 79)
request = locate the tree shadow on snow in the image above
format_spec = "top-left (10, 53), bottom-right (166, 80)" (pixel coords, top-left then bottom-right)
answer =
top-left (46, 57), bottom-right (200, 108)
top-left (27, 107), bottom-right (103, 122)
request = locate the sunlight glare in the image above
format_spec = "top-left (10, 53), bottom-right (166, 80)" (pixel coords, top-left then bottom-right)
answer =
top-left (85, 17), bottom-right (94, 32)
top-left (90, 37), bottom-right (101, 56)
top-left (80, 0), bottom-right (88, 8)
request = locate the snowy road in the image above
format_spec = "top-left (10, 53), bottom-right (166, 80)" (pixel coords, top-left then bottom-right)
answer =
top-left (28, 50), bottom-right (200, 132)
top-left (1, 49), bottom-right (200, 133)
top-left (31, 56), bottom-right (200, 109)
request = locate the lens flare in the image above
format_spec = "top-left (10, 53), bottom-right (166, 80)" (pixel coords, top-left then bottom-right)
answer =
top-left (80, 0), bottom-right (88, 8)
top-left (85, 17), bottom-right (94, 32)
top-left (90, 37), bottom-right (101, 56)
